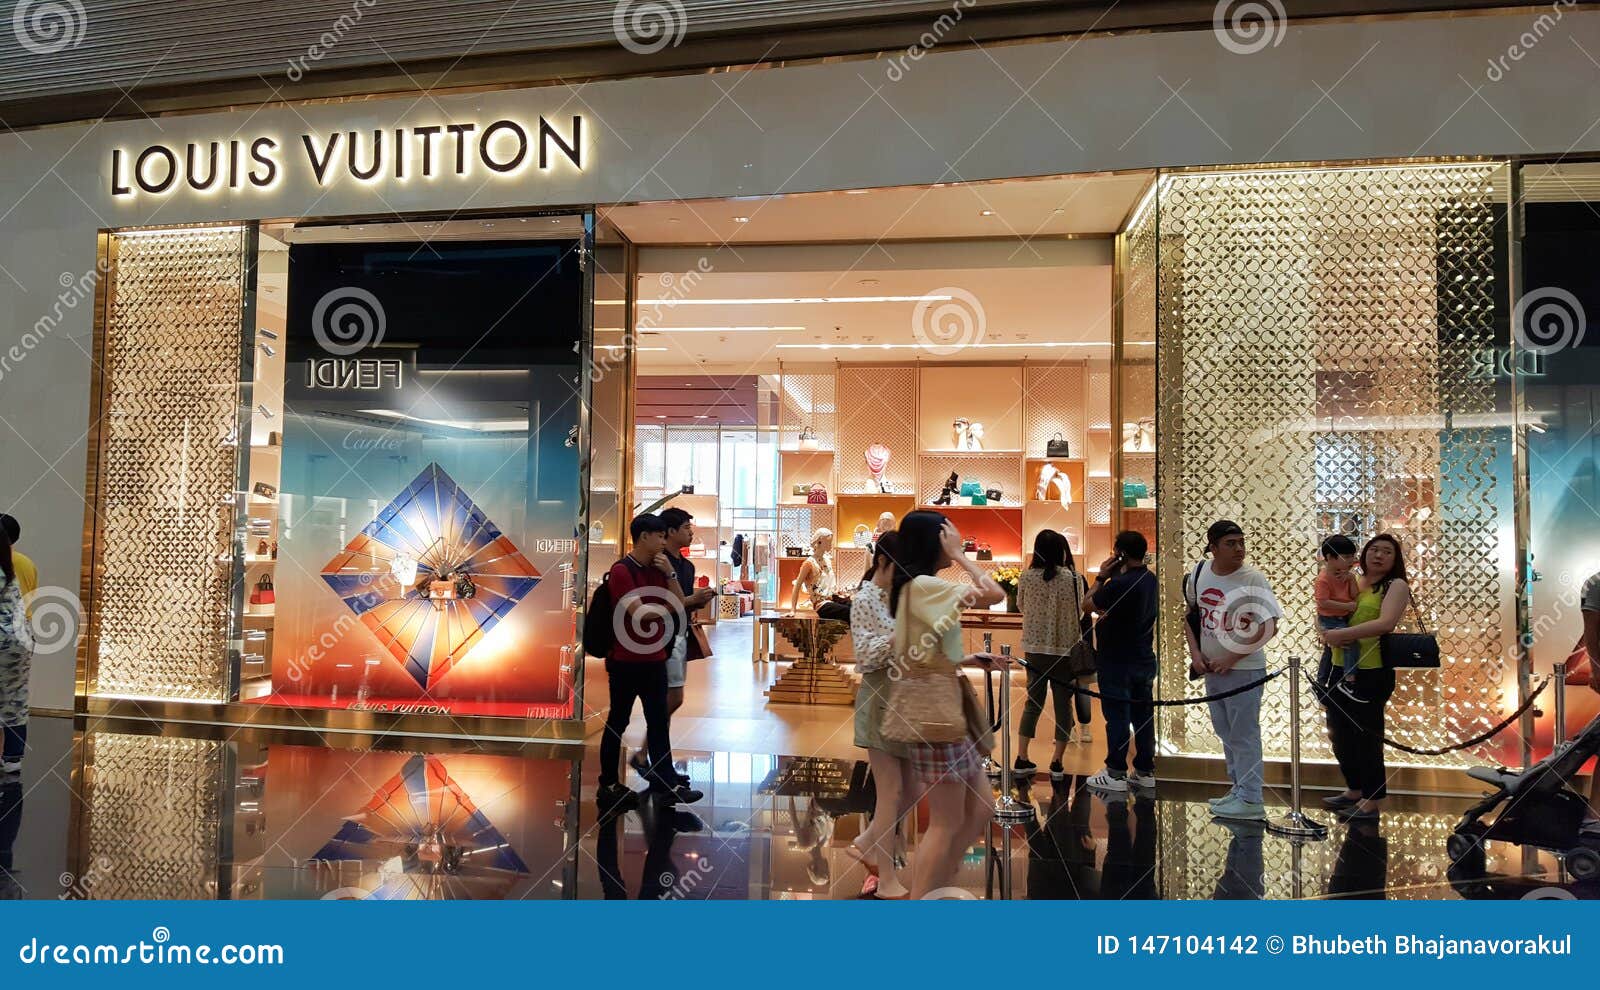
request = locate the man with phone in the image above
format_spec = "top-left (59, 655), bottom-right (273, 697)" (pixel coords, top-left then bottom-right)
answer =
top-left (1082, 530), bottom-right (1159, 793)
top-left (1183, 520), bottom-right (1282, 822)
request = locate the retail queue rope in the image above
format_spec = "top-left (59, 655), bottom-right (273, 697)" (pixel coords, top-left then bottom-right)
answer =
top-left (1307, 671), bottom-right (1552, 757)
top-left (1014, 657), bottom-right (1286, 706)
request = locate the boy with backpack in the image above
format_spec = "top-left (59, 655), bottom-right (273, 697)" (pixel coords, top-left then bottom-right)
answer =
top-left (593, 513), bottom-right (704, 809)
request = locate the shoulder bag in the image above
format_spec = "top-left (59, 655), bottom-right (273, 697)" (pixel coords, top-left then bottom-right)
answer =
top-left (881, 582), bottom-right (969, 745)
top-left (1380, 586), bottom-right (1439, 669)
top-left (1065, 571), bottom-right (1097, 679)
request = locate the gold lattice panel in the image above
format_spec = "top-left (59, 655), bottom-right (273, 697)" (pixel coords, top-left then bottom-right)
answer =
top-left (836, 365), bottom-right (916, 494)
top-left (1153, 164), bottom-right (1512, 768)
top-left (81, 733), bottom-right (225, 899)
top-left (778, 506), bottom-right (831, 556)
top-left (778, 371), bottom-right (837, 453)
top-left (1023, 361), bottom-right (1088, 457)
top-left (93, 227), bottom-right (248, 700)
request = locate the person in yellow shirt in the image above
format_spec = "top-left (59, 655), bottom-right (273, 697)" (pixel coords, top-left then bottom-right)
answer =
top-left (0, 517), bottom-right (35, 615)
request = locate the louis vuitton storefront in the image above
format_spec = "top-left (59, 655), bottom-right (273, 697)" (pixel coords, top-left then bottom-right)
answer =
top-left (3, 9), bottom-right (1599, 775)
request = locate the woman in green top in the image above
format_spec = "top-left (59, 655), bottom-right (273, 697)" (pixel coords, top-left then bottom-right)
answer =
top-left (1318, 534), bottom-right (1413, 821)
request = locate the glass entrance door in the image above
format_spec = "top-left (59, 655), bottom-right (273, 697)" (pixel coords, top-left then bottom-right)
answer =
top-left (236, 214), bottom-right (594, 723)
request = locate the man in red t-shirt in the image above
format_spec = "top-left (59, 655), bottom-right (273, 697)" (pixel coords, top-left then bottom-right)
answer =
top-left (597, 513), bottom-right (703, 809)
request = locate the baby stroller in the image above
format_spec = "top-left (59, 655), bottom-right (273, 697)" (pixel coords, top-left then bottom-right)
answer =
top-left (1447, 712), bottom-right (1600, 880)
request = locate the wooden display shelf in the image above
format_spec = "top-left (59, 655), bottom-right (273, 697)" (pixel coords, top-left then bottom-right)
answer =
top-left (920, 448), bottom-right (1024, 456)
top-left (835, 492), bottom-right (916, 537)
top-left (1023, 457), bottom-right (1086, 504)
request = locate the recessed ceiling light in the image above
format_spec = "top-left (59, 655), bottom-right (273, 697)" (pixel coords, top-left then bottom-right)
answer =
top-left (667, 218), bottom-right (681, 223)
top-left (980, 210), bottom-right (995, 217)
top-left (858, 278), bottom-right (880, 287)
top-left (845, 189), bottom-right (871, 195)
top-left (732, 216), bottom-right (750, 223)
top-left (655, 415), bottom-right (667, 419)
top-left (694, 415), bottom-right (709, 419)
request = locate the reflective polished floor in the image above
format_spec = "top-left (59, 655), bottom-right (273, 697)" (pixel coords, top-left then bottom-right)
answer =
top-left (1, 716), bottom-right (1593, 901)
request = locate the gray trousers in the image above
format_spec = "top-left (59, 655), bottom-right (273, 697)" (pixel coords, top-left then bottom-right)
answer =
top-left (1205, 668), bottom-right (1264, 804)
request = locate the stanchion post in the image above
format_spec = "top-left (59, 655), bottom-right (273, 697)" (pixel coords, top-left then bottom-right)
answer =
top-left (992, 643), bottom-right (1035, 827)
top-left (1554, 661), bottom-right (1568, 748)
top-left (982, 632), bottom-right (1001, 779)
top-left (1267, 655), bottom-right (1328, 841)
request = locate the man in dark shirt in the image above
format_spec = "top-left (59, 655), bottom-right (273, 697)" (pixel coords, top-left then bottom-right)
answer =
top-left (598, 513), bottom-right (703, 809)
top-left (1081, 530), bottom-right (1159, 793)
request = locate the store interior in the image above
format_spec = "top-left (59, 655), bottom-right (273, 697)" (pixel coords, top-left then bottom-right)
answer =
top-left (596, 172), bottom-right (1157, 761)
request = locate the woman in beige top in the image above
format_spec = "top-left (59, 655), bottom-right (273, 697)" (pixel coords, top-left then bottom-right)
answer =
top-left (1014, 529), bottom-right (1091, 781)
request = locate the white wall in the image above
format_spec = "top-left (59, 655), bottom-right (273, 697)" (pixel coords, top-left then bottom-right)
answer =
top-left (2, 9), bottom-right (1598, 709)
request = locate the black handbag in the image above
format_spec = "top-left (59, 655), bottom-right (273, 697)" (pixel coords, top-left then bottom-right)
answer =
top-left (1064, 573), bottom-right (1096, 678)
top-left (1381, 594), bottom-right (1439, 668)
top-left (1046, 433), bottom-right (1070, 458)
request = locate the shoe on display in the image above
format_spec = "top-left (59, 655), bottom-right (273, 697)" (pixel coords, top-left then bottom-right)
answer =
top-left (1012, 757), bottom-right (1038, 778)
top-left (1127, 769), bottom-right (1157, 789)
top-left (596, 783), bottom-right (640, 811)
top-left (1210, 796), bottom-right (1267, 821)
top-left (1086, 770), bottom-right (1128, 792)
top-left (650, 783), bottom-right (705, 805)
top-left (1049, 760), bottom-right (1065, 781)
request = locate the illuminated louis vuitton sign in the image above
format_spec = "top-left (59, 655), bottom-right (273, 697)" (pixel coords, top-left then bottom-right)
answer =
top-left (109, 115), bottom-right (584, 199)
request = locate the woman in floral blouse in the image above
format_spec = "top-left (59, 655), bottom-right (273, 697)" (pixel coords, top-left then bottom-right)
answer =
top-left (848, 531), bottom-right (912, 896)
top-left (1015, 529), bottom-right (1089, 781)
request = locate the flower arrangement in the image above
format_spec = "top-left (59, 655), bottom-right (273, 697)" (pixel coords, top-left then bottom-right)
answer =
top-left (992, 565), bottom-right (1022, 613)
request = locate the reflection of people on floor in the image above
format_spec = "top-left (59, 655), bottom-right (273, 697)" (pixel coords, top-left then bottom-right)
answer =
top-left (1327, 819), bottom-right (1388, 899)
top-left (0, 779), bottom-right (19, 899)
top-left (1099, 792), bottom-right (1157, 900)
top-left (1210, 820), bottom-right (1266, 899)
top-left (789, 797), bottom-right (835, 888)
top-left (595, 800), bottom-right (703, 901)
top-left (1024, 779), bottom-right (1099, 900)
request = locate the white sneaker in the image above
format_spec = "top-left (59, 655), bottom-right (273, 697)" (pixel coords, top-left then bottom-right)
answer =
top-left (1078, 727), bottom-right (1092, 743)
top-left (1063, 725), bottom-right (1077, 744)
top-left (1086, 770), bottom-right (1128, 792)
top-left (0, 761), bottom-right (20, 774)
top-left (1128, 770), bottom-right (1157, 789)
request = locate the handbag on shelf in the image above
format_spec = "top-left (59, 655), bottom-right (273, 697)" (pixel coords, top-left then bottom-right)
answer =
top-left (798, 427), bottom-right (820, 451)
top-left (1380, 591), bottom-right (1440, 669)
top-left (786, 546), bottom-right (808, 558)
top-left (1046, 433), bottom-right (1071, 458)
top-left (959, 480), bottom-right (983, 497)
top-left (792, 484), bottom-right (809, 497)
top-left (252, 481), bottom-right (277, 500)
top-left (249, 574), bottom-right (275, 605)
top-left (975, 543), bottom-right (993, 561)
top-left (984, 487), bottom-right (1003, 502)
top-left (853, 524), bottom-right (872, 548)
top-left (806, 483), bottom-right (829, 505)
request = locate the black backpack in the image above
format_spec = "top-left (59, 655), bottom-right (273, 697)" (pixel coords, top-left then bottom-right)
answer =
top-left (582, 556), bottom-right (640, 659)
